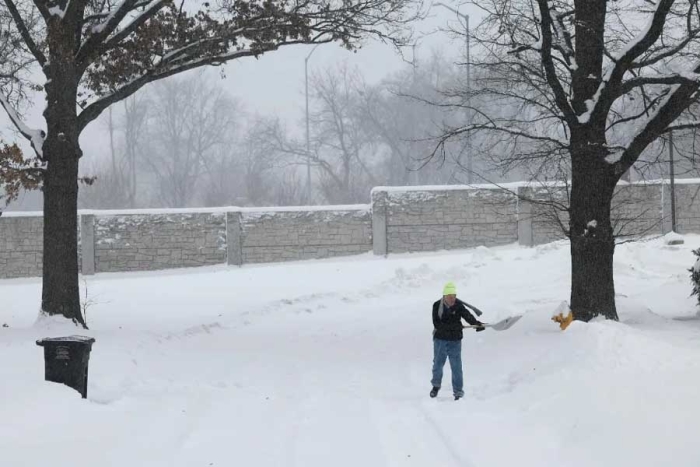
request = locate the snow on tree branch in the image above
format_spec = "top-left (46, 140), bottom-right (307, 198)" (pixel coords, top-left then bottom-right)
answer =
top-left (612, 83), bottom-right (698, 173)
top-left (588, 0), bottom-right (676, 124)
top-left (619, 72), bottom-right (700, 95)
top-left (663, 119), bottom-right (700, 132)
top-left (0, 92), bottom-right (45, 157)
top-left (610, 0), bottom-right (674, 63)
top-left (534, 0), bottom-right (576, 125)
top-left (77, 0), bottom-right (169, 65)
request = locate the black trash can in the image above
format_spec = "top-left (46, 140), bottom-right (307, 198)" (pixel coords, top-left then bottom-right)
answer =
top-left (36, 336), bottom-right (96, 399)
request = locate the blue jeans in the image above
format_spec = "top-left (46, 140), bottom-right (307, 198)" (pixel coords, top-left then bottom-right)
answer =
top-left (431, 339), bottom-right (464, 396)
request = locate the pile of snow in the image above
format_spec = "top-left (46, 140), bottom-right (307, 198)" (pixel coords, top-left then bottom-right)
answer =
top-left (1, 235), bottom-right (700, 466)
top-left (664, 230), bottom-right (686, 245)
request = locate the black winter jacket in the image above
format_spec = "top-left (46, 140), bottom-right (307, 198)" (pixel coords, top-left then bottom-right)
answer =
top-left (432, 298), bottom-right (483, 341)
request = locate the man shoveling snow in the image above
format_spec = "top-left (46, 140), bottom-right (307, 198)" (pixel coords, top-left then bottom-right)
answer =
top-left (430, 282), bottom-right (485, 401)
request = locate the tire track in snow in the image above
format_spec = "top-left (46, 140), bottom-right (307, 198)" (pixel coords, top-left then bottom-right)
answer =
top-left (418, 402), bottom-right (477, 467)
top-left (366, 396), bottom-right (478, 467)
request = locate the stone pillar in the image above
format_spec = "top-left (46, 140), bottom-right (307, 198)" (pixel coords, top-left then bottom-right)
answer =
top-left (517, 186), bottom-right (534, 247)
top-left (80, 214), bottom-right (95, 275)
top-left (371, 189), bottom-right (388, 256)
top-left (226, 211), bottom-right (243, 266)
top-left (661, 183), bottom-right (673, 234)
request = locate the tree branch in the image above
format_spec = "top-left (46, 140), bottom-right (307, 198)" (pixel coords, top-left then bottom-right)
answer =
top-left (4, 0), bottom-right (47, 66)
top-left (615, 82), bottom-right (699, 174)
top-left (606, 92), bottom-right (667, 131)
top-left (618, 73), bottom-right (700, 95)
top-left (82, 0), bottom-right (151, 22)
top-left (664, 120), bottom-right (700, 132)
top-left (79, 37), bottom-right (329, 131)
top-left (535, 0), bottom-right (576, 125)
top-left (98, 0), bottom-right (169, 53)
top-left (632, 29), bottom-right (700, 69)
top-left (596, 0), bottom-right (676, 119)
top-left (441, 122), bottom-right (569, 148)
top-left (76, 0), bottom-right (160, 65)
top-left (0, 93), bottom-right (45, 157)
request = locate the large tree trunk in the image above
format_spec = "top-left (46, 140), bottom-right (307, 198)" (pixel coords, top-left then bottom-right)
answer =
top-left (40, 50), bottom-right (87, 328)
top-left (568, 131), bottom-right (619, 322)
top-left (42, 141), bottom-right (84, 327)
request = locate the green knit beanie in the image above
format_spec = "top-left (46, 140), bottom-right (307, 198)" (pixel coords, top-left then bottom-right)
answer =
top-left (442, 282), bottom-right (457, 296)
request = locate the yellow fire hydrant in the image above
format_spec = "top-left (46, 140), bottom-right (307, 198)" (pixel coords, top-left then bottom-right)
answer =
top-left (551, 311), bottom-right (574, 330)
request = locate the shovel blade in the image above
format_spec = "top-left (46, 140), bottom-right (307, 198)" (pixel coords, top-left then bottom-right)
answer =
top-left (488, 314), bottom-right (523, 331)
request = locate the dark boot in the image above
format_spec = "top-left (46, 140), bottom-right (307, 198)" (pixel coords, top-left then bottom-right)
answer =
top-left (430, 386), bottom-right (440, 398)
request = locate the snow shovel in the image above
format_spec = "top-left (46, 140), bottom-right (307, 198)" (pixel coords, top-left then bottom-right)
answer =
top-left (463, 314), bottom-right (522, 331)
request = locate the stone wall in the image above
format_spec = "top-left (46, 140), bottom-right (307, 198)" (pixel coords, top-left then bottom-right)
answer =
top-left (520, 186), bottom-right (569, 246)
top-left (92, 212), bottom-right (227, 273)
top-left (0, 206), bottom-right (372, 278)
top-left (521, 183), bottom-right (664, 246)
top-left (612, 184), bottom-right (663, 238)
top-left (669, 182), bottom-right (700, 234)
top-left (0, 215), bottom-right (43, 279)
top-left (237, 208), bottom-right (372, 264)
top-left (372, 187), bottom-right (518, 254)
top-left (2, 180), bottom-right (699, 279)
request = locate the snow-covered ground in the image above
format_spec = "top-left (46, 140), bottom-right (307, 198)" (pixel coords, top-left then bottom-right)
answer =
top-left (2, 235), bottom-right (700, 467)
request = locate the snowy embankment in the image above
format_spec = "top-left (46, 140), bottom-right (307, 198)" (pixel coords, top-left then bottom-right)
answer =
top-left (1, 235), bottom-right (699, 467)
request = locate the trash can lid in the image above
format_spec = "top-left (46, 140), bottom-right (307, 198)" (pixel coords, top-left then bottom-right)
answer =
top-left (36, 335), bottom-right (96, 346)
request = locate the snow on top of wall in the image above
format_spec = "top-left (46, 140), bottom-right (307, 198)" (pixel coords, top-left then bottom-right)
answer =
top-left (371, 183), bottom-right (527, 194)
top-left (0, 211), bottom-right (44, 218)
top-left (83, 204), bottom-right (370, 217)
top-left (1, 204), bottom-right (369, 219)
top-left (241, 207), bottom-right (370, 222)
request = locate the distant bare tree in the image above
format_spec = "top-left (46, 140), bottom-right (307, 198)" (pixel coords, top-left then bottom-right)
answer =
top-left (122, 95), bottom-right (149, 207)
top-left (357, 51), bottom-right (464, 185)
top-left (200, 116), bottom-right (283, 207)
top-left (144, 74), bottom-right (240, 207)
top-left (274, 168), bottom-right (306, 205)
top-left (78, 159), bottom-right (130, 209)
top-left (311, 65), bottom-right (382, 203)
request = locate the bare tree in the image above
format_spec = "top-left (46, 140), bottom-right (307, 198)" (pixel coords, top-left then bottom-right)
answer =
top-left (121, 94), bottom-right (148, 207)
top-left (0, 0), bottom-right (417, 326)
top-left (310, 64), bottom-right (381, 203)
top-left (263, 65), bottom-right (381, 204)
top-left (432, 0), bottom-right (700, 322)
top-left (77, 158), bottom-right (130, 208)
top-left (358, 51), bottom-right (464, 185)
top-left (143, 73), bottom-right (239, 207)
top-left (273, 168), bottom-right (305, 205)
top-left (200, 116), bottom-right (282, 207)
top-left (240, 118), bottom-right (286, 205)
top-left (77, 93), bottom-right (149, 209)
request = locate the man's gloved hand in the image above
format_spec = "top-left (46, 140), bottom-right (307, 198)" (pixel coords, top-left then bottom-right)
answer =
top-left (475, 323), bottom-right (486, 332)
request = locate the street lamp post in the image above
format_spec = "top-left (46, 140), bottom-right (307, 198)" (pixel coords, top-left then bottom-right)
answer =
top-left (305, 44), bottom-right (320, 204)
top-left (434, 3), bottom-right (472, 183)
top-left (670, 130), bottom-right (677, 232)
